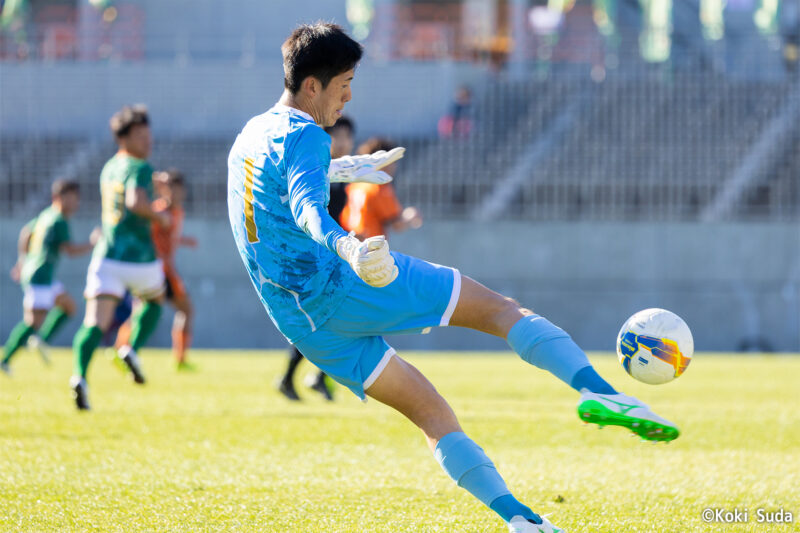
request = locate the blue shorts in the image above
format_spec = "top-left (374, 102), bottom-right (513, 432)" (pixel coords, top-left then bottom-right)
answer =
top-left (294, 252), bottom-right (461, 399)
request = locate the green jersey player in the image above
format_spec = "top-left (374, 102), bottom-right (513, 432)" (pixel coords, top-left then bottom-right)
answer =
top-left (2, 180), bottom-right (97, 374)
top-left (70, 105), bottom-right (170, 410)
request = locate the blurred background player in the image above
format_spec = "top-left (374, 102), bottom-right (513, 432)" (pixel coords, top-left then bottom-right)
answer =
top-left (115, 169), bottom-right (198, 370)
top-left (277, 116), bottom-right (355, 401)
top-left (341, 137), bottom-right (423, 240)
top-left (70, 105), bottom-right (168, 410)
top-left (2, 180), bottom-right (98, 374)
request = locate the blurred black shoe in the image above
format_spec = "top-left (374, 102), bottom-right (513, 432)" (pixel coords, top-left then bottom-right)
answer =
top-left (307, 373), bottom-right (333, 402)
top-left (278, 379), bottom-right (301, 401)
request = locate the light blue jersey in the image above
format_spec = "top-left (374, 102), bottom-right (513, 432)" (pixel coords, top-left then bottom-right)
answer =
top-left (227, 104), bottom-right (356, 343)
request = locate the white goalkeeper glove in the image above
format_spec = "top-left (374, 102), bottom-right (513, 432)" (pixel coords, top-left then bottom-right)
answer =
top-left (328, 147), bottom-right (406, 185)
top-left (336, 233), bottom-right (398, 288)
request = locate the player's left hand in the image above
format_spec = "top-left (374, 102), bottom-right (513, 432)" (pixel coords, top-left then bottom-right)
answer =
top-left (337, 233), bottom-right (398, 288)
top-left (328, 147), bottom-right (405, 184)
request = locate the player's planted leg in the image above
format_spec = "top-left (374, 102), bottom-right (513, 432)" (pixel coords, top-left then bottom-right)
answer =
top-left (366, 355), bottom-right (560, 531)
top-left (450, 276), bottom-right (678, 441)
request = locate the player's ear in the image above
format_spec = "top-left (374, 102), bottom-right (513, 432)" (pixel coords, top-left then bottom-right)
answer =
top-left (303, 76), bottom-right (321, 97)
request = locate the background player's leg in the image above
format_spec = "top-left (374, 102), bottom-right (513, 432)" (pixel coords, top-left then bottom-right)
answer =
top-left (73, 297), bottom-right (117, 379)
top-left (114, 320), bottom-right (132, 349)
top-left (127, 297), bottom-right (163, 353)
top-left (449, 276), bottom-right (615, 394)
top-left (366, 355), bottom-right (542, 525)
top-left (39, 292), bottom-right (76, 343)
top-left (278, 346), bottom-right (304, 400)
top-left (308, 370), bottom-right (333, 401)
top-left (2, 308), bottom-right (46, 370)
top-left (171, 293), bottom-right (193, 367)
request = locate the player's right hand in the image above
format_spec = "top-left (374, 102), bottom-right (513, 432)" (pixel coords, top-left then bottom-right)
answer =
top-left (155, 212), bottom-right (171, 228)
top-left (336, 234), bottom-right (398, 288)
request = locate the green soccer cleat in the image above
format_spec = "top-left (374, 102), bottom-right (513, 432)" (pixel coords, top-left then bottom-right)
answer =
top-left (577, 390), bottom-right (679, 442)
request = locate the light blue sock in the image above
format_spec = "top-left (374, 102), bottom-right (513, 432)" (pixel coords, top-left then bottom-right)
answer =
top-left (507, 314), bottom-right (616, 394)
top-left (434, 432), bottom-right (540, 523)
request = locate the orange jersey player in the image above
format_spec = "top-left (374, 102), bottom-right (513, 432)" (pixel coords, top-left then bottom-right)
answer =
top-left (117, 169), bottom-right (197, 369)
top-left (341, 137), bottom-right (422, 239)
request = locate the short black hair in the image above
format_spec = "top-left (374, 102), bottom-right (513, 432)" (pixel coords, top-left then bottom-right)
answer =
top-left (51, 179), bottom-right (80, 197)
top-left (281, 23), bottom-right (363, 95)
top-left (110, 104), bottom-right (149, 140)
top-left (324, 116), bottom-right (355, 136)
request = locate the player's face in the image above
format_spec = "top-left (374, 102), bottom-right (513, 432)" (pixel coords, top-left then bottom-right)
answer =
top-left (317, 69), bottom-right (354, 128)
top-left (329, 128), bottom-right (354, 158)
top-left (59, 191), bottom-right (80, 216)
top-left (123, 124), bottom-right (152, 159)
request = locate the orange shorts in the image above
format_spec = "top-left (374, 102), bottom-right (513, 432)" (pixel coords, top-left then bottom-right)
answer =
top-left (164, 265), bottom-right (187, 301)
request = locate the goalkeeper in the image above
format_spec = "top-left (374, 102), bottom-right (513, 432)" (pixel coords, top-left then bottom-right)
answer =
top-left (278, 116), bottom-right (360, 401)
top-left (228, 23), bottom-right (678, 533)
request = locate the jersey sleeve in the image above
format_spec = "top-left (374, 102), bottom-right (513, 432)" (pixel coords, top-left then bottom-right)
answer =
top-left (55, 218), bottom-right (71, 246)
top-left (286, 125), bottom-right (348, 254)
top-left (128, 162), bottom-right (153, 191)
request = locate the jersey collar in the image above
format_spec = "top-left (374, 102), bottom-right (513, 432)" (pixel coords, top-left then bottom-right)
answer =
top-left (273, 103), bottom-right (315, 124)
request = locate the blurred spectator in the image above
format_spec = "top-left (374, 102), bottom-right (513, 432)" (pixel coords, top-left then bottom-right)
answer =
top-left (341, 137), bottom-right (422, 240)
top-left (438, 86), bottom-right (473, 138)
top-left (781, 0), bottom-right (800, 73)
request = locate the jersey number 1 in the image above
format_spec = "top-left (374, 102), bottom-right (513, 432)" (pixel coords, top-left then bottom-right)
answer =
top-left (244, 157), bottom-right (259, 243)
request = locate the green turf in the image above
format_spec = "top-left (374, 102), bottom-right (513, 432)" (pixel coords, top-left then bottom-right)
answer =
top-left (1, 350), bottom-right (798, 532)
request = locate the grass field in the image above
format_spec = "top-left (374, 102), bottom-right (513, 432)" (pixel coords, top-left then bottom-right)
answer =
top-left (1, 350), bottom-right (798, 532)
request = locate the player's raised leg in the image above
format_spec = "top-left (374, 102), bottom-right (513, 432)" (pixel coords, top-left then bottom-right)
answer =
top-left (449, 276), bottom-right (678, 441)
top-left (117, 296), bottom-right (162, 384)
top-left (29, 291), bottom-right (78, 364)
top-left (365, 355), bottom-right (561, 532)
top-left (43, 291), bottom-right (77, 342)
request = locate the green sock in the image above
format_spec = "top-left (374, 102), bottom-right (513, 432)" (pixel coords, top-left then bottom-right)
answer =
top-left (128, 301), bottom-right (162, 352)
top-left (72, 325), bottom-right (102, 378)
top-left (3, 321), bottom-right (36, 364)
top-left (39, 307), bottom-right (70, 343)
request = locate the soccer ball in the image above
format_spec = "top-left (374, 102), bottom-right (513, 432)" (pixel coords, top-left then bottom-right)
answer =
top-left (616, 308), bottom-right (694, 385)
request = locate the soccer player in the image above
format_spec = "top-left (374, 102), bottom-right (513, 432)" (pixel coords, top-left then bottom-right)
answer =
top-left (228, 23), bottom-right (678, 533)
top-left (341, 137), bottom-right (422, 240)
top-left (115, 169), bottom-right (197, 370)
top-left (2, 180), bottom-right (98, 374)
top-left (278, 116), bottom-right (355, 401)
top-left (70, 104), bottom-right (168, 410)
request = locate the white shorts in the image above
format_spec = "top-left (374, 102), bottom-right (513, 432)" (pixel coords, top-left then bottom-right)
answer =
top-left (84, 257), bottom-right (165, 300)
top-left (23, 281), bottom-right (65, 310)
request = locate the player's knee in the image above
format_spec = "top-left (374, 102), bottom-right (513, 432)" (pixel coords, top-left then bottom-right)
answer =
top-left (59, 298), bottom-right (76, 316)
